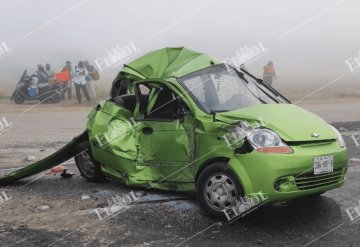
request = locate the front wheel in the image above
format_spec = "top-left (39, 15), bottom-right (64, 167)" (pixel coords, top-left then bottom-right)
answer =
top-left (75, 141), bottom-right (105, 182)
top-left (196, 162), bottom-right (243, 220)
top-left (13, 93), bottom-right (25, 104)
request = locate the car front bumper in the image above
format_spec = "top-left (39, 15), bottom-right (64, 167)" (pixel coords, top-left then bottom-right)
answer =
top-left (228, 141), bottom-right (348, 202)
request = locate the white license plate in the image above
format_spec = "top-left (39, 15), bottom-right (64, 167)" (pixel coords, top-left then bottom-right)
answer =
top-left (314, 156), bottom-right (334, 175)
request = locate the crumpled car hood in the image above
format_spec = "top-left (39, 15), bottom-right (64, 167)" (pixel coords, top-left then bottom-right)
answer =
top-left (214, 104), bottom-right (336, 142)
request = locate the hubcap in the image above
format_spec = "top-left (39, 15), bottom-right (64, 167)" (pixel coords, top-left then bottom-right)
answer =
top-left (204, 174), bottom-right (238, 211)
top-left (77, 152), bottom-right (96, 178)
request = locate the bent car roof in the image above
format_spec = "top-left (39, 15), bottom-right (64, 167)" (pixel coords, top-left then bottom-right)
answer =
top-left (120, 47), bottom-right (221, 80)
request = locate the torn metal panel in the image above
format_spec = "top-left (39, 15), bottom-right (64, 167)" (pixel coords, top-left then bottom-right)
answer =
top-left (88, 100), bottom-right (138, 161)
top-left (0, 131), bottom-right (88, 184)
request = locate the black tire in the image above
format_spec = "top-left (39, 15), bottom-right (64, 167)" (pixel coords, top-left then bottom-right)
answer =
top-left (40, 92), bottom-right (60, 104)
top-left (13, 93), bottom-right (25, 104)
top-left (39, 96), bottom-right (49, 104)
top-left (49, 92), bottom-right (61, 103)
top-left (75, 141), bottom-right (105, 182)
top-left (196, 162), bottom-right (243, 220)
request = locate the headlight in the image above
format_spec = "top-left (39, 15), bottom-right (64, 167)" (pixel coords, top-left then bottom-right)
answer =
top-left (330, 125), bottom-right (346, 148)
top-left (248, 129), bottom-right (293, 154)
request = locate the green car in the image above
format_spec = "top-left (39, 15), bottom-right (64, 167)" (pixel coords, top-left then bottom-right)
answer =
top-left (0, 47), bottom-right (348, 220)
top-left (76, 47), bottom-right (347, 219)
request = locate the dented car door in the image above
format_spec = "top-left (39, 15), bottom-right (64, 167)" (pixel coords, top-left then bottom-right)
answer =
top-left (133, 82), bottom-right (194, 183)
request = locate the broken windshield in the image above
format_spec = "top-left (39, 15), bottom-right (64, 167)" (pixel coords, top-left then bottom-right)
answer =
top-left (178, 64), bottom-right (277, 113)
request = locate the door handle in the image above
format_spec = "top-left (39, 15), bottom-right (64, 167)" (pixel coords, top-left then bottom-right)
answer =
top-left (142, 127), bottom-right (153, 135)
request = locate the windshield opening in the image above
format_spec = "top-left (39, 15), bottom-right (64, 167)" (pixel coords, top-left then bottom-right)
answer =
top-left (178, 64), bottom-right (278, 113)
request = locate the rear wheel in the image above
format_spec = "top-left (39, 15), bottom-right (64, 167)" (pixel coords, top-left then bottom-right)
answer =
top-left (13, 93), bottom-right (25, 104)
top-left (40, 96), bottom-right (49, 104)
top-left (75, 141), bottom-right (105, 182)
top-left (196, 162), bottom-right (243, 220)
top-left (49, 92), bottom-right (61, 103)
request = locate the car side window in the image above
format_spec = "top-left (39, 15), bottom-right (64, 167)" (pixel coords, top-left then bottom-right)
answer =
top-left (137, 83), bottom-right (187, 121)
top-left (110, 78), bottom-right (139, 112)
top-left (111, 78), bottom-right (132, 98)
top-left (146, 86), bottom-right (178, 120)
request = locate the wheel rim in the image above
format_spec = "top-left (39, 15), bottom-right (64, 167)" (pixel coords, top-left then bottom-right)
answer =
top-left (77, 152), bottom-right (96, 178)
top-left (204, 174), bottom-right (238, 211)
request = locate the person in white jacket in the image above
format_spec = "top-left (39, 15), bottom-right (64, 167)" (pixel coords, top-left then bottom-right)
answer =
top-left (73, 61), bottom-right (91, 103)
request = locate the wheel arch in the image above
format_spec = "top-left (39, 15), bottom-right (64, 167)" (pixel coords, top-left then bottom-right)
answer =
top-left (195, 157), bottom-right (230, 183)
top-left (195, 156), bottom-right (248, 195)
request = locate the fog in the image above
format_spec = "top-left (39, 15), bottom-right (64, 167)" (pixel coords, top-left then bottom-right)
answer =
top-left (0, 0), bottom-right (359, 99)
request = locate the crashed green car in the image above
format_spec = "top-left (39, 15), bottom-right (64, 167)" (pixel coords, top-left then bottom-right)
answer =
top-left (1, 47), bottom-right (348, 220)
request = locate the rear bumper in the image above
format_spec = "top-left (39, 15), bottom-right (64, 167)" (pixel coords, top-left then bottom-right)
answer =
top-left (228, 142), bottom-right (348, 202)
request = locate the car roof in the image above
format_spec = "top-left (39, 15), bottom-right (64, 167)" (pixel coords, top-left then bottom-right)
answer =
top-left (119, 47), bottom-right (221, 81)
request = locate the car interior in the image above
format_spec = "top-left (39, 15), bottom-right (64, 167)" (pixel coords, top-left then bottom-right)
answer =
top-left (110, 79), bottom-right (182, 121)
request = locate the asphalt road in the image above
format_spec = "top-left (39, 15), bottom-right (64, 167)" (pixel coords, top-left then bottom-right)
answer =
top-left (0, 101), bottom-right (360, 247)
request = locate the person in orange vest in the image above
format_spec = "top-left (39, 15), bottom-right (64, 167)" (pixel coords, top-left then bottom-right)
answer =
top-left (263, 61), bottom-right (277, 86)
top-left (61, 61), bottom-right (73, 100)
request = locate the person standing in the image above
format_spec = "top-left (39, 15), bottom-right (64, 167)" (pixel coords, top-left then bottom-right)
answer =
top-left (263, 61), bottom-right (277, 86)
top-left (45, 63), bottom-right (55, 79)
top-left (45, 63), bottom-right (55, 86)
top-left (84, 60), bottom-right (96, 100)
top-left (61, 61), bottom-right (73, 100)
top-left (73, 61), bottom-right (91, 104)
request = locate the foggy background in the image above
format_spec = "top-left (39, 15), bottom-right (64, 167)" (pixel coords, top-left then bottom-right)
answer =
top-left (0, 0), bottom-right (359, 100)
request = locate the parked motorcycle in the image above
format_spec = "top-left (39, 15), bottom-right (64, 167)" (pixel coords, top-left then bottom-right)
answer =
top-left (10, 70), bottom-right (62, 104)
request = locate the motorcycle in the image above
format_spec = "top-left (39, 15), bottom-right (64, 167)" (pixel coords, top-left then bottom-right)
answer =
top-left (10, 70), bottom-right (62, 104)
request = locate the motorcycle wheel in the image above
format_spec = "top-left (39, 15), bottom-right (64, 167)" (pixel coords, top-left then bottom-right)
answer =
top-left (41, 92), bottom-right (60, 104)
top-left (51, 92), bottom-right (61, 103)
top-left (13, 93), bottom-right (25, 104)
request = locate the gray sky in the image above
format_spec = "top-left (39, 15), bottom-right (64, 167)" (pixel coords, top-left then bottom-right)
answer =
top-left (0, 0), bottom-right (359, 97)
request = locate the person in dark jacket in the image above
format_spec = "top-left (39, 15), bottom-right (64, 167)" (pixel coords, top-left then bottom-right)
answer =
top-left (84, 60), bottom-right (96, 100)
top-left (36, 64), bottom-right (49, 85)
